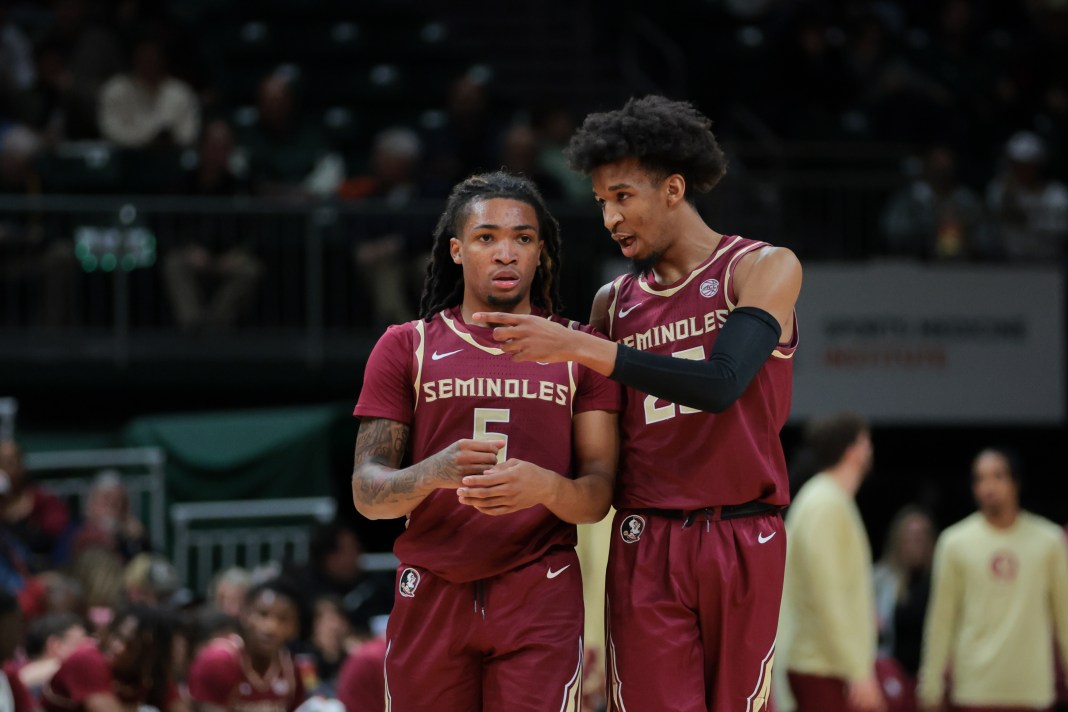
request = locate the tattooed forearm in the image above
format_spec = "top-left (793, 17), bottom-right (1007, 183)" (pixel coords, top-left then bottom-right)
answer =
top-left (354, 418), bottom-right (407, 469)
top-left (352, 418), bottom-right (432, 518)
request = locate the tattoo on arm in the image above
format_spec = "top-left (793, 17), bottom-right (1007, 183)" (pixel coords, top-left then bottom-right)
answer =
top-left (353, 418), bottom-right (412, 505)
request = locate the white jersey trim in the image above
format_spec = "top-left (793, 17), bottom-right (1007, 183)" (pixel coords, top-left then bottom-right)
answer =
top-left (412, 320), bottom-right (426, 412)
top-left (557, 636), bottom-right (583, 712)
top-left (745, 640), bottom-right (776, 712)
top-left (636, 235), bottom-right (742, 297)
top-left (440, 310), bottom-right (506, 356)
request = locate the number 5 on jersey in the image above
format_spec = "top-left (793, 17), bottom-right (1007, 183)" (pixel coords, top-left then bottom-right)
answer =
top-left (644, 346), bottom-right (705, 424)
top-left (473, 408), bottom-right (509, 463)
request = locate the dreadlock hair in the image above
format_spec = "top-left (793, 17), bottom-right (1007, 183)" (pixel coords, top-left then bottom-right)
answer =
top-left (564, 95), bottom-right (728, 201)
top-left (419, 171), bottom-right (563, 319)
top-left (108, 603), bottom-right (177, 711)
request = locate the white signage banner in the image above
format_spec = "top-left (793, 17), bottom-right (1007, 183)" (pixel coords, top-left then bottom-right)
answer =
top-left (791, 263), bottom-right (1065, 424)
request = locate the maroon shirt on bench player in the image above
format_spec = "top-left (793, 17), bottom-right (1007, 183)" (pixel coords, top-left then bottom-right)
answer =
top-left (42, 605), bottom-right (186, 712)
top-left (353, 172), bottom-right (620, 711)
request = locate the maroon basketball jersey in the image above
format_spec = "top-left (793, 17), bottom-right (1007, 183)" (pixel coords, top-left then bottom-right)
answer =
top-left (355, 305), bottom-right (620, 583)
top-left (187, 635), bottom-right (304, 712)
top-left (605, 235), bottom-right (797, 509)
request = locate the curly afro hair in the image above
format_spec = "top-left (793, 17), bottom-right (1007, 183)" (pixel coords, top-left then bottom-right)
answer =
top-left (564, 95), bottom-right (728, 200)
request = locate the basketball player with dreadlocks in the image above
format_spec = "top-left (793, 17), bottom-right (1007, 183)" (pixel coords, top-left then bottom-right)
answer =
top-left (352, 171), bottom-right (620, 711)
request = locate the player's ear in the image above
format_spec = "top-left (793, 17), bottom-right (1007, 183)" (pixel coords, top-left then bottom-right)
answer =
top-left (450, 237), bottom-right (462, 264)
top-left (665, 174), bottom-right (685, 206)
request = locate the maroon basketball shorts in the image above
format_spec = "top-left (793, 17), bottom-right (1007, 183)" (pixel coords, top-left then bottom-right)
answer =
top-left (786, 671), bottom-right (855, 712)
top-left (605, 508), bottom-right (786, 712)
top-left (384, 546), bottom-right (584, 711)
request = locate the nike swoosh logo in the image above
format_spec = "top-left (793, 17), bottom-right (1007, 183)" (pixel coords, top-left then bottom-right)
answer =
top-left (757, 532), bottom-right (776, 544)
top-left (618, 302), bottom-right (644, 318)
top-left (431, 349), bottom-right (462, 360)
top-left (546, 564), bottom-right (570, 579)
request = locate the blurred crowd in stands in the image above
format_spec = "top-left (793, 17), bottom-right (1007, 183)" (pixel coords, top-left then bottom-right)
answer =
top-left (0, 436), bottom-right (397, 712)
top-left (0, 0), bottom-right (1063, 288)
top-left (0, 420), bottom-right (1065, 712)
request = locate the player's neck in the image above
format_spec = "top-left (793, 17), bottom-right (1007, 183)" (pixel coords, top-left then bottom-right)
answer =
top-left (246, 648), bottom-right (277, 676)
top-left (824, 464), bottom-right (864, 497)
top-left (459, 298), bottom-right (532, 325)
top-left (649, 215), bottom-right (722, 286)
top-left (982, 506), bottom-right (1020, 530)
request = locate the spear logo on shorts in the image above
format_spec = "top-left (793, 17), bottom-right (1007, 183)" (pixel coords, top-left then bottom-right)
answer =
top-left (399, 568), bottom-right (421, 598)
top-left (621, 515), bottom-right (646, 544)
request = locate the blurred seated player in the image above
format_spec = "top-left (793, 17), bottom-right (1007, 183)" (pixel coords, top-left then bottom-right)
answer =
top-left (41, 603), bottom-right (186, 712)
top-left (187, 578), bottom-right (306, 712)
top-left (16, 612), bottom-right (88, 699)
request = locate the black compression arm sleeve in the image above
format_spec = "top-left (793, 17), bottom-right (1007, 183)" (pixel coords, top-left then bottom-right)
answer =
top-left (610, 306), bottom-right (783, 413)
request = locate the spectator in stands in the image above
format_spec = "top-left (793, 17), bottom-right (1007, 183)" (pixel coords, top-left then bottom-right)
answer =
top-left (16, 612), bottom-right (88, 701)
top-left (18, 35), bottom-right (74, 144)
top-left (35, 572), bottom-right (85, 619)
top-left (42, 603), bottom-right (186, 712)
top-left (421, 73), bottom-right (506, 189)
top-left (187, 578), bottom-right (305, 712)
top-left (873, 506), bottom-right (935, 681)
top-left (0, 5), bottom-right (35, 122)
top-left (986, 130), bottom-right (1068, 261)
top-left (335, 629), bottom-right (387, 712)
top-left (0, 2), bottom-right (31, 123)
top-left (294, 595), bottom-right (356, 696)
top-left (340, 126), bottom-right (431, 326)
top-left (842, 10), bottom-right (954, 145)
top-left (285, 522), bottom-right (391, 638)
top-left (0, 123), bottom-right (41, 193)
top-left (97, 33), bottom-right (199, 149)
top-left (239, 71), bottom-right (342, 198)
top-left (881, 146), bottom-right (998, 260)
top-left (0, 439), bottom-right (70, 569)
top-left (767, 9), bottom-right (852, 141)
top-left (497, 122), bottom-right (566, 201)
top-left (41, 0), bottom-right (123, 140)
top-left (70, 469), bottom-right (150, 565)
top-left (532, 103), bottom-right (590, 202)
top-left (208, 566), bottom-right (251, 618)
top-left (162, 118), bottom-right (263, 333)
top-left (0, 588), bottom-right (33, 712)
top-left (123, 552), bottom-right (180, 606)
top-left (69, 547), bottom-right (123, 632)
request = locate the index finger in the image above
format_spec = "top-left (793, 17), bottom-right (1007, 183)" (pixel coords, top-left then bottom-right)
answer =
top-left (471, 311), bottom-right (523, 326)
top-left (458, 438), bottom-right (504, 452)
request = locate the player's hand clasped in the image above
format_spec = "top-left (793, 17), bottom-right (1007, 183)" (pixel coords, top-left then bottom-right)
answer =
top-left (457, 459), bottom-right (557, 516)
top-left (433, 439), bottom-right (503, 487)
top-left (472, 312), bottom-right (574, 363)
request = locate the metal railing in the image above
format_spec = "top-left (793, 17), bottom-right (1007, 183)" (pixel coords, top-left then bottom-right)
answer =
top-left (170, 496), bottom-right (339, 594)
top-left (0, 168), bottom-right (903, 368)
top-left (23, 446), bottom-right (168, 551)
